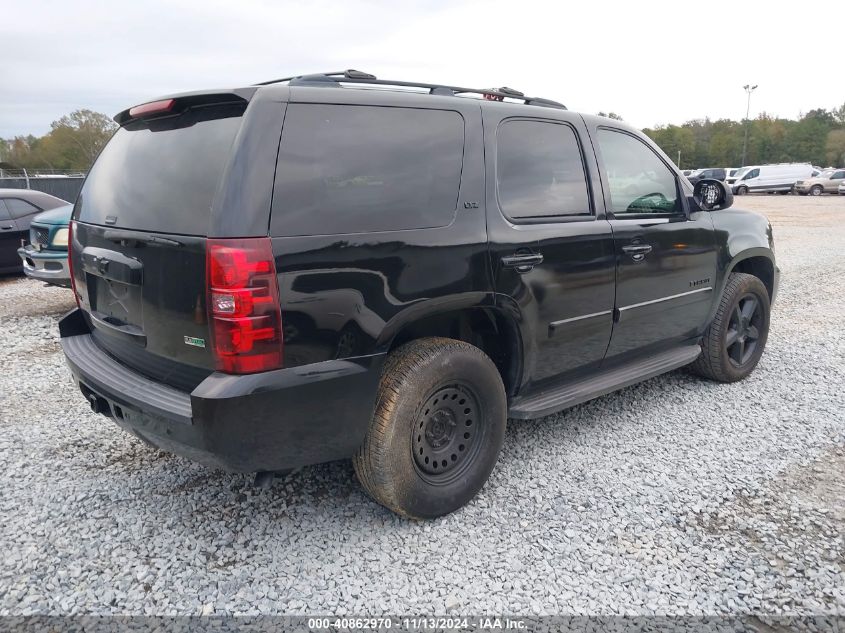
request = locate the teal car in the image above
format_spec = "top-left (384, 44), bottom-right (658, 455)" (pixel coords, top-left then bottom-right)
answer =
top-left (17, 203), bottom-right (73, 287)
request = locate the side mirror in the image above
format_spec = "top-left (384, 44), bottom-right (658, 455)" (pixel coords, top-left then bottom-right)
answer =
top-left (693, 178), bottom-right (733, 211)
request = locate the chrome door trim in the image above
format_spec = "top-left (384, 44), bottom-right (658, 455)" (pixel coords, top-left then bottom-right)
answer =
top-left (619, 286), bottom-right (712, 312)
top-left (549, 309), bottom-right (613, 329)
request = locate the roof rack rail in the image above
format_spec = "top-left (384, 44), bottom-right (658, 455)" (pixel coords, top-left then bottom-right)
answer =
top-left (255, 69), bottom-right (566, 110)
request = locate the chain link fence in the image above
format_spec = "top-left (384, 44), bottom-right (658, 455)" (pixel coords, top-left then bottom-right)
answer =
top-left (0, 169), bottom-right (86, 203)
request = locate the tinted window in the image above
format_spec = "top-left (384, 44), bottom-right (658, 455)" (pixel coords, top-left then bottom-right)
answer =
top-left (744, 168), bottom-right (760, 179)
top-left (76, 104), bottom-right (245, 235)
top-left (5, 197), bottom-right (41, 219)
top-left (597, 129), bottom-right (680, 215)
top-left (0, 200), bottom-right (11, 220)
top-left (497, 120), bottom-right (590, 218)
top-left (832, 171), bottom-right (845, 179)
top-left (271, 105), bottom-right (464, 236)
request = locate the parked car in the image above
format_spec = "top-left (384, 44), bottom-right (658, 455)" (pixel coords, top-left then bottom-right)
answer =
top-left (793, 168), bottom-right (845, 196)
top-left (59, 70), bottom-right (779, 518)
top-left (730, 163), bottom-right (816, 195)
top-left (726, 167), bottom-right (741, 181)
top-left (687, 167), bottom-right (727, 184)
top-left (839, 180), bottom-right (845, 195)
top-left (0, 189), bottom-right (68, 274)
top-left (17, 203), bottom-right (73, 287)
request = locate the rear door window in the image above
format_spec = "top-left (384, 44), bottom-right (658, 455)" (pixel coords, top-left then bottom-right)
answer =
top-left (496, 119), bottom-right (591, 219)
top-left (271, 104), bottom-right (464, 236)
top-left (5, 197), bottom-right (41, 219)
top-left (76, 103), bottom-right (246, 236)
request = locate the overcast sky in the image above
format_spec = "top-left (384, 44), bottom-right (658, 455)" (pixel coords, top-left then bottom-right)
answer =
top-left (2, 0), bottom-right (843, 138)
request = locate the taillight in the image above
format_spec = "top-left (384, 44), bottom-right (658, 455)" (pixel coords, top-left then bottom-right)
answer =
top-left (67, 220), bottom-right (80, 307)
top-left (206, 237), bottom-right (283, 374)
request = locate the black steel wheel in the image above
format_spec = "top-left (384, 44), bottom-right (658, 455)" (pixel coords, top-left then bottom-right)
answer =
top-left (353, 337), bottom-right (507, 519)
top-left (689, 272), bottom-right (770, 382)
top-left (412, 383), bottom-right (485, 483)
top-left (736, 185), bottom-right (748, 195)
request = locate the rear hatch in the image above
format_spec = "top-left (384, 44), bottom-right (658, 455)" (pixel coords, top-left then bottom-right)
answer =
top-left (71, 95), bottom-right (254, 391)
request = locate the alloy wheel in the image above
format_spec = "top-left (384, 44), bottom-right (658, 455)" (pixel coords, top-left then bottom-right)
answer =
top-left (725, 293), bottom-right (763, 367)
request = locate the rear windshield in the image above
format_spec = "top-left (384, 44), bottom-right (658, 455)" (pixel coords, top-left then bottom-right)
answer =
top-left (76, 103), bottom-right (245, 236)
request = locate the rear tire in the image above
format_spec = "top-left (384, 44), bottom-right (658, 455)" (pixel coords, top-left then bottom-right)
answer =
top-left (689, 273), bottom-right (770, 383)
top-left (353, 337), bottom-right (507, 519)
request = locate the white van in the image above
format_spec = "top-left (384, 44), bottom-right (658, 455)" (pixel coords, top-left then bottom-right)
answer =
top-left (729, 163), bottom-right (816, 195)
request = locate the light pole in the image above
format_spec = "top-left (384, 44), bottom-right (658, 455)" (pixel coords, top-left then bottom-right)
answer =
top-left (741, 84), bottom-right (758, 167)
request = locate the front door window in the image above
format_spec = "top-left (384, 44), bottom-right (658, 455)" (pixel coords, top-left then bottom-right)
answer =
top-left (596, 129), bottom-right (680, 215)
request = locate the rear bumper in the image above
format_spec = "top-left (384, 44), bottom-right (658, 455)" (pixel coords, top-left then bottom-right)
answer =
top-left (59, 309), bottom-right (383, 472)
top-left (18, 245), bottom-right (70, 287)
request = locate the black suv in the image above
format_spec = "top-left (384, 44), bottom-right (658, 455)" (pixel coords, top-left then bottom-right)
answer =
top-left (687, 167), bottom-right (728, 185)
top-left (60, 70), bottom-right (779, 518)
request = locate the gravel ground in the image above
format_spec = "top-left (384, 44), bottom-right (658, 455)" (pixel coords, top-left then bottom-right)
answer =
top-left (0, 194), bottom-right (843, 617)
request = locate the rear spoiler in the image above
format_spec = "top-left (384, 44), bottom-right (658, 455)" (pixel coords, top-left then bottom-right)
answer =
top-left (114, 88), bottom-right (257, 126)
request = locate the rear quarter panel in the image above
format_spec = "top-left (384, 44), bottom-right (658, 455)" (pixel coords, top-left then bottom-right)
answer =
top-left (268, 89), bottom-right (493, 368)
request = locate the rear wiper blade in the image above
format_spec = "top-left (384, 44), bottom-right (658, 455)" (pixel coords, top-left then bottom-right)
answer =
top-left (102, 230), bottom-right (183, 247)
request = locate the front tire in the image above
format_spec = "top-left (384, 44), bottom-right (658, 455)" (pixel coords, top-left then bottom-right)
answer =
top-left (810, 185), bottom-right (823, 196)
top-left (689, 273), bottom-right (770, 383)
top-left (736, 185), bottom-right (748, 195)
top-left (353, 337), bottom-right (507, 519)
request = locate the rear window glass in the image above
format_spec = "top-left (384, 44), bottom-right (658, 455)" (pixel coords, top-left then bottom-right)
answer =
top-left (496, 120), bottom-right (590, 219)
top-left (76, 103), bottom-right (245, 236)
top-left (271, 104), bottom-right (464, 236)
top-left (4, 197), bottom-right (41, 219)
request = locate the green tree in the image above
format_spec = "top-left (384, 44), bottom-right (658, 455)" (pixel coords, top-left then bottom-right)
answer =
top-left (1, 109), bottom-right (116, 170)
top-left (44, 109), bottom-right (117, 168)
top-left (642, 105), bottom-right (845, 169)
top-left (643, 124), bottom-right (694, 167)
top-left (785, 110), bottom-right (833, 166)
top-left (826, 129), bottom-right (845, 167)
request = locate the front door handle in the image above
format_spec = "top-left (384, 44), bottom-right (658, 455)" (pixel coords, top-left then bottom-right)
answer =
top-left (0, 224), bottom-right (13, 230)
top-left (501, 252), bottom-right (544, 273)
top-left (622, 244), bottom-right (652, 262)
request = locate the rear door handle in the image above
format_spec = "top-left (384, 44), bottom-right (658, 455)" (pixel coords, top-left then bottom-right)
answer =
top-left (501, 252), bottom-right (544, 272)
top-left (622, 244), bottom-right (652, 261)
top-left (0, 225), bottom-right (13, 230)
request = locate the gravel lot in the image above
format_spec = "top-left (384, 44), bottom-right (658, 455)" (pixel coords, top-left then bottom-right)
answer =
top-left (1, 194), bottom-right (843, 617)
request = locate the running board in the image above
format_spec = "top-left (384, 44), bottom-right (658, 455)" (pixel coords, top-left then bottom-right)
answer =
top-left (508, 344), bottom-right (701, 420)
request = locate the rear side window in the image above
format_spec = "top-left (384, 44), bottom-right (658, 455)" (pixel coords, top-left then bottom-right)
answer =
top-left (271, 105), bottom-right (464, 236)
top-left (76, 103), bottom-right (245, 236)
top-left (5, 198), bottom-right (41, 219)
top-left (497, 120), bottom-right (590, 219)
